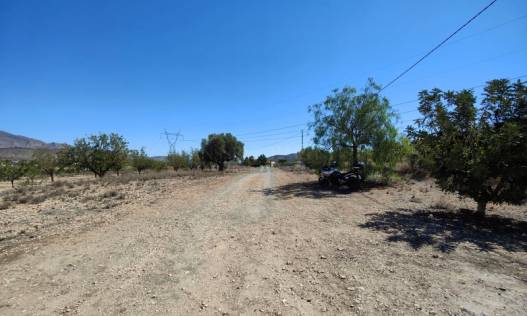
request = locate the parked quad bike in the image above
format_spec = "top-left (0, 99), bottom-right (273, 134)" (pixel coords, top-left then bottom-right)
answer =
top-left (318, 163), bottom-right (364, 189)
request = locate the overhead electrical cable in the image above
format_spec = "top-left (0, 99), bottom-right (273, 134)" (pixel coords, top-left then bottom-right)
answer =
top-left (380, 0), bottom-right (498, 92)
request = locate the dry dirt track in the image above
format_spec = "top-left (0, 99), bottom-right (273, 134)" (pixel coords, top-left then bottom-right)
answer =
top-left (1, 168), bottom-right (526, 315)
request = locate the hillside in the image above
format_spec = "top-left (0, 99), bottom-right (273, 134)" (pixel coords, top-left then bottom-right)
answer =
top-left (268, 153), bottom-right (298, 162)
top-left (0, 130), bottom-right (66, 160)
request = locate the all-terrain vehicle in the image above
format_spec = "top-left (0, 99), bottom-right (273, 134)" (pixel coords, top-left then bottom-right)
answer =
top-left (318, 162), bottom-right (364, 189)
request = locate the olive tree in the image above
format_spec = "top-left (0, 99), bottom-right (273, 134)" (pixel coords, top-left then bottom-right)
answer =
top-left (201, 133), bottom-right (243, 171)
top-left (408, 79), bottom-right (527, 216)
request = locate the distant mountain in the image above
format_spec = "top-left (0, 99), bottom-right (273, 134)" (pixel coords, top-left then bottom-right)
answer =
top-left (0, 130), bottom-right (66, 160)
top-left (268, 153), bottom-right (298, 162)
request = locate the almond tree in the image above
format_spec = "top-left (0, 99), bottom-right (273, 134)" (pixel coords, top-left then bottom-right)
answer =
top-left (33, 149), bottom-right (59, 182)
top-left (408, 79), bottom-right (527, 216)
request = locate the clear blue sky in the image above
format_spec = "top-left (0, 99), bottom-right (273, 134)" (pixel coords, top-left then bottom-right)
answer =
top-left (1, 0), bottom-right (526, 157)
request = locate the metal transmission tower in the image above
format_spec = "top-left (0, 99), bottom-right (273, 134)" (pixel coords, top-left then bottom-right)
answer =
top-left (162, 129), bottom-right (183, 153)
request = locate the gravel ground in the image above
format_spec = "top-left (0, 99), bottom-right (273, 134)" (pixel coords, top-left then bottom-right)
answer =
top-left (0, 167), bottom-right (525, 315)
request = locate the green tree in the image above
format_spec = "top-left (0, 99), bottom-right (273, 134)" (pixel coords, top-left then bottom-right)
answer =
top-left (151, 159), bottom-right (167, 172)
top-left (0, 160), bottom-right (25, 188)
top-left (22, 160), bottom-right (40, 185)
top-left (201, 133), bottom-right (244, 171)
top-left (408, 79), bottom-right (527, 216)
top-left (300, 147), bottom-right (331, 171)
top-left (309, 79), bottom-right (397, 166)
top-left (256, 154), bottom-right (268, 166)
top-left (242, 156), bottom-right (256, 167)
top-left (167, 151), bottom-right (190, 171)
top-left (129, 148), bottom-right (152, 174)
top-left (190, 149), bottom-right (202, 170)
top-left (33, 149), bottom-right (59, 182)
top-left (71, 133), bottom-right (129, 178)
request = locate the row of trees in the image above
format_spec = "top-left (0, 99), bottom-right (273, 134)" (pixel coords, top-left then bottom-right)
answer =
top-left (0, 133), bottom-right (246, 186)
top-left (308, 78), bottom-right (526, 215)
top-left (242, 154), bottom-right (268, 167)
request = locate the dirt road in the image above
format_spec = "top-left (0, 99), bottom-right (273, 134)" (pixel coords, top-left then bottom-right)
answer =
top-left (1, 168), bottom-right (526, 315)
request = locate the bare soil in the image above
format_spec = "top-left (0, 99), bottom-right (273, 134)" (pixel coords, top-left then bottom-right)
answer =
top-left (0, 168), bottom-right (526, 315)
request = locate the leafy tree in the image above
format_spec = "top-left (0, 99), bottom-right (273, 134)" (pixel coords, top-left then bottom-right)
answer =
top-left (57, 146), bottom-right (80, 174)
top-left (201, 133), bottom-right (244, 171)
top-left (71, 133), bottom-right (129, 178)
top-left (300, 147), bottom-right (331, 171)
top-left (129, 148), bottom-right (152, 174)
top-left (151, 159), bottom-right (167, 172)
top-left (33, 149), bottom-right (59, 182)
top-left (22, 160), bottom-right (40, 184)
top-left (256, 154), bottom-right (268, 166)
top-left (109, 134), bottom-right (129, 175)
top-left (190, 149), bottom-right (202, 170)
top-left (408, 79), bottom-right (527, 216)
top-left (167, 151), bottom-right (190, 171)
top-left (309, 79), bottom-right (397, 166)
top-left (0, 160), bottom-right (25, 188)
top-left (243, 156), bottom-right (256, 167)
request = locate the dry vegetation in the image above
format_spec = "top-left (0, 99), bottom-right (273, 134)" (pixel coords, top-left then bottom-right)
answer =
top-left (0, 168), bottom-right (525, 315)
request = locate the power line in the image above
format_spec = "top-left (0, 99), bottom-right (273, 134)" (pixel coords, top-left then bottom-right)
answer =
top-left (381, 0), bottom-right (498, 92)
top-left (235, 123), bottom-right (307, 136)
top-left (371, 13), bottom-right (527, 75)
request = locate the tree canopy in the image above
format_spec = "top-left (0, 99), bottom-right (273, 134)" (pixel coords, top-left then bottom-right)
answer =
top-left (309, 79), bottom-right (401, 174)
top-left (201, 133), bottom-right (243, 171)
top-left (407, 79), bottom-right (527, 215)
top-left (70, 133), bottom-right (129, 177)
top-left (309, 79), bottom-right (397, 165)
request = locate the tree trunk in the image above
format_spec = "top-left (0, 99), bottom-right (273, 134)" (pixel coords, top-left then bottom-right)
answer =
top-left (218, 161), bottom-right (225, 171)
top-left (352, 144), bottom-right (358, 165)
top-left (50, 172), bottom-right (54, 182)
top-left (10, 180), bottom-right (14, 188)
top-left (476, 200), bottom-right (487, 217)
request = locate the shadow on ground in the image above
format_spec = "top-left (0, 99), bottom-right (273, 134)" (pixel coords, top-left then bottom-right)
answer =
top-left (360, 208), bottom-right (527, 253)
top-left (257, 181), bottom-right (385, 200)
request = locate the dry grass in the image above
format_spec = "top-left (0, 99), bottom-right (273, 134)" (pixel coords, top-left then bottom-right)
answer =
top-left (0, 200), bottom-right (11, 210)
top-left (431, 197), bottom-right (456, 211)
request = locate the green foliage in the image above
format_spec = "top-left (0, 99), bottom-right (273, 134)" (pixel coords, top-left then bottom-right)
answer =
top-left (201, 133), bottom-right (244, 171)
top-left (56, 146), bottom-right (80, 174)
top-left (242, 156), bottom-right (256, 166)
top-left (32, 149), bottom-right (59, 182)
top-left (0, 160), bottom-right (26, 187)
top-left (167, 151), bottom-right (191, 171)
top-left (243, 154), bottom-right (268, 167)
top-left (129, 148), bottom-right (152, 174)
top-left (70, 133), bottom-right (129, 177)
top-left (408, 79), bottom-right (527, 215)
top-left (300, 147), bottom-right (331, 171)
top-left (309, 78), bottom-right (397, 165)
top-left (22, 160), bottom-right (40, 184)
top-left (190, 149), bottom-right (202, 170)
top-left (256, 154), bottom-right (268, 166)
top-left (151, 159), bottom-right (167, 172)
